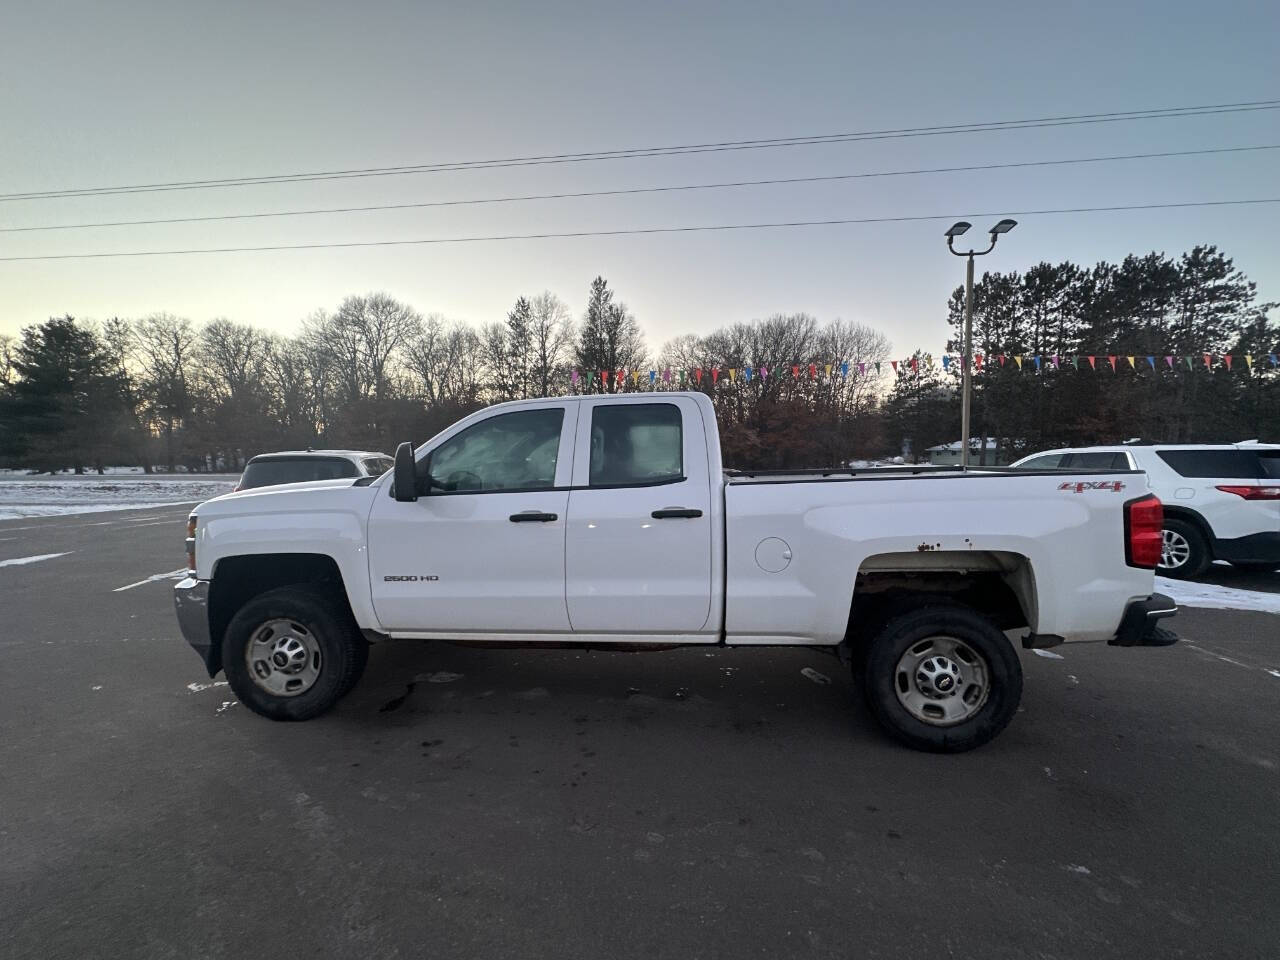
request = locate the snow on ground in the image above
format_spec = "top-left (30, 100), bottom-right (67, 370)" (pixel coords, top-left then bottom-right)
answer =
top-left (1156, 576), bottom-right (1280, 615)
top-left (0, 476), bottom-right (238, 520)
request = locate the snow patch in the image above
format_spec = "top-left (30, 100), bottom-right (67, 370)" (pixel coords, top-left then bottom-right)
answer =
top-left (0, 476), bottom-right (236, 520)
top-left (187, 680), bottom-right (230, 693)
top-left (1155, 577), bottom-right (1280, 615)
top-left (1032, 649), bottom-right (1065, 660)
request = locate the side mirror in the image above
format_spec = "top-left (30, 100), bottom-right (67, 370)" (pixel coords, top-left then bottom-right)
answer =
top-left (393, 442), bottom-right (418, 502)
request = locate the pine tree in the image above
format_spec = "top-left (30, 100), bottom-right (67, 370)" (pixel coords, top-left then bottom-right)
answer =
top-left (1, 316), bottom-right (129, 472)
top-left (574, 277), bottom-right (646, 393)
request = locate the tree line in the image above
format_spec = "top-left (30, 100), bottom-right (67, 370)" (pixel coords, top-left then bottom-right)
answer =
top-left (882, 244), bottom-right (1279, 462)
top-left (0, 245), bottom-right (1276, 474)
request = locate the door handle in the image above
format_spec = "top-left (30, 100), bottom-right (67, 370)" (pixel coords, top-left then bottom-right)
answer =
top-left (651, 507), bottom-right (703, 519)
top-left (509, 511), bottom-right (558, 523)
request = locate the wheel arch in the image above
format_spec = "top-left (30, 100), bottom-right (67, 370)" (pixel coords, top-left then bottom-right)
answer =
top-left (843, 550), bottom-right (1035, 665)
top-left (207, 553), bottom-right (358, 676)
top-left (1160, 505), bottom-right (1213, 542)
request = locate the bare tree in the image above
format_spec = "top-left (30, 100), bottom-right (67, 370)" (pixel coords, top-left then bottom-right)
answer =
top-left (200, 319), bottom-right (270, 403)
top-left (197, 318), bottom-right (273, 467)
top-left (263, 335), bottom-right (320, 445)
top-left (131, 313), bottom-right (199, 470)
top-left (478, 321), bottom-right (515, 402)
top-left (404, 314), bottom-right (483, 408)
top-left (1, 333), bottom-right (17, 387)
top-left (334, 292), bottom-right (422, 403)
top-left (528, 291), bottom-right (574, 397)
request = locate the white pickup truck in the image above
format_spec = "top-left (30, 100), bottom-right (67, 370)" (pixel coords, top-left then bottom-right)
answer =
top-left (175, 392), bottom-right (1177, 752)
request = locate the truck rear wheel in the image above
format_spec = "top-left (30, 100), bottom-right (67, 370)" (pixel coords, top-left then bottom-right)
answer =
top-left (223, 586), bottom-right (368, 721)
top-left (861, 604), bottom-right (1022, 753)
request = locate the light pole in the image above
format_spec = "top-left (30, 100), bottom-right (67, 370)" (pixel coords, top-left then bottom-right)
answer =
top-left (946, 218), bottom-right (1016, 468)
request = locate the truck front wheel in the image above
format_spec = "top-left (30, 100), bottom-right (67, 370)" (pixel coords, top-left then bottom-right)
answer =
top-left (862, 605), bottom-right (1022, 753)
top-left (223, 586), bottom-right (368, 721)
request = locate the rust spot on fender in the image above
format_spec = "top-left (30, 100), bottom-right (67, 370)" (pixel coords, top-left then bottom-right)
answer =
top-left (917, 542), bottom-right (935, 552)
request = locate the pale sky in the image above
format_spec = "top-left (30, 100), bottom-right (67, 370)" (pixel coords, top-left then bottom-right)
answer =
top-left (2, 0), bottom-right (1277, 356)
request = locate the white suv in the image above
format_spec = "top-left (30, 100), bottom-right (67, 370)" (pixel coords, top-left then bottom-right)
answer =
top-left (1012, 443), bottom-right (1280, 578)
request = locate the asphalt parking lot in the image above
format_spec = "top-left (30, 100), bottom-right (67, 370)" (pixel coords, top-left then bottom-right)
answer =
top-left (2, 505), bottom-right (1278, 960)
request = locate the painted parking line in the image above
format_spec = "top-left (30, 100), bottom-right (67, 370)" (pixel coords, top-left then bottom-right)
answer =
top-left (0, 552), bottom-right (70, 568)
top-left (1183, 642), bottom-right (1280, 679)
top-left (113, 567), bottom-right (189, 592)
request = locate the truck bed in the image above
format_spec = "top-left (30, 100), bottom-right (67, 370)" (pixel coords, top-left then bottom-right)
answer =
top-left (725, 465), bottom-right (1144, 483)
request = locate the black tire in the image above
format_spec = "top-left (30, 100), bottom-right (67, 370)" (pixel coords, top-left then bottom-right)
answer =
top-left (223, 585), bottom-right (368, 721)
top-left (861, 604), bottom-right (1023, 753)
top-left (1159, 518), bottom-right (1211, 580)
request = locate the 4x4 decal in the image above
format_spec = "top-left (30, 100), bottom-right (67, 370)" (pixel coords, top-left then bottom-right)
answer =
top-left (1059, 480), bottom-right (1126, 493)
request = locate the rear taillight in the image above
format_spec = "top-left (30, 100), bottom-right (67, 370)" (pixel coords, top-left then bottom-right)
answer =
top-left (1125, 495), bottom-right (1163, 569)
top-left (186, 516), bottom-right (197, 573)
top-left (1216, 485), bottom-right (1280, 500)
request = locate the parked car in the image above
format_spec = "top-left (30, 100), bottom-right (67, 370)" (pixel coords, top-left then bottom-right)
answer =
top-left (234, 450), bottom-right (393, 492)
top-left (1012, 442), bottom-right (1280, 578)
top-left (175, 393), bottom-right (1177, 753)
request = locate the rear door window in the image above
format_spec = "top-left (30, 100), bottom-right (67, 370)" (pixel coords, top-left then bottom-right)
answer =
top-left (240, 457), bottom-right (360, 489)
top-left (589, 403), bottom-right (683, 486)
top-left (1155, 450), bottom-right (1263, 479)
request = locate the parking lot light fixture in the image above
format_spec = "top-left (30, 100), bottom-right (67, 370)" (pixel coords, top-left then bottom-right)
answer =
top-left (946, 219), bottom-right (1018, 468)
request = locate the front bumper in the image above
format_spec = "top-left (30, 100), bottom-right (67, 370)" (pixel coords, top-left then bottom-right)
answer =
top-left (1109, 592), bottom-right (1179, 647)
top-left (174, 577), bottom-right (219, 676)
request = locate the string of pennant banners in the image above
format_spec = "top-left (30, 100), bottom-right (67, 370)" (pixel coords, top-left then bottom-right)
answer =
top-left (569, 352), bottom-right (1280, 387)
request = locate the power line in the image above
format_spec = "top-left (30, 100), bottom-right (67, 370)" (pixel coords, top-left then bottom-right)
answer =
top-left (4, 143), bottom-right (1276, 235)
top-left (3, 198), bottom-right (1276, 263)
top-left (3, 100), bottom-right (1277, 203)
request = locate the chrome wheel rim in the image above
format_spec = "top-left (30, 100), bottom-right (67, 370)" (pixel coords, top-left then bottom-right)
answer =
top-left (894, 636), bottom-right (990, 726)
top-left (245, 618), bottom-right (322, 697)
top-left (1160, 529), bottom-right (1191, 570)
